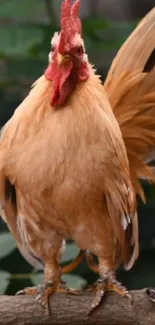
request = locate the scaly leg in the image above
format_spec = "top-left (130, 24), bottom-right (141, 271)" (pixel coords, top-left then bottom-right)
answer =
top-left (88, 257), bottom-right (131, 314)
top-left (86, 251), bottom-right (99, 274)
top-left (16, 256), bottom-right (79, 315)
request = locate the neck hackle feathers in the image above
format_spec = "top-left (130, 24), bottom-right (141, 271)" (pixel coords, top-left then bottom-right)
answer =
top-left (59, 0), bottom-right (82, 54)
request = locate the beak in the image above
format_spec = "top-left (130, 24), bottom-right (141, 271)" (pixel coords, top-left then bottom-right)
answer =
top-left (57, 53), bottom-right (71, 66)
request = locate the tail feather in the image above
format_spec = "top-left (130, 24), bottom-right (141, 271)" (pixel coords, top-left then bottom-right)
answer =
top-left (124, 211), bottom-right (139, 270)
top-left (104, 7), bottom-right (155, 200)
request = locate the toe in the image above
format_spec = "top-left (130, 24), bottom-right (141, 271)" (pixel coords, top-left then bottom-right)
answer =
top-left (88, 288), bottom-right (105, 315)
top-left (16, 286), bottom-right (38, 296)
top-left (16, 289), bottom-right (25, 296)
top-left (55, 280), bottom-right (82, 295)
top-left (36, 292), bottom-right (50, 315)
top-left (107, 279), bottom-right (131, 301)
top-left (87, 278), bottom-right (106, 314)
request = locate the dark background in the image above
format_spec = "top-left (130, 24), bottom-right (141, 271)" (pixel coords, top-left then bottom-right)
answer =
top-left (0, 0), bottom-right (155, 295)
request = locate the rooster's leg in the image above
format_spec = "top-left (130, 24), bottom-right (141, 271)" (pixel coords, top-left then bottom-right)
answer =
top-left (16, 257), bottom-right (79, 315)
top-left (88, 257), bottom-right (131, 314)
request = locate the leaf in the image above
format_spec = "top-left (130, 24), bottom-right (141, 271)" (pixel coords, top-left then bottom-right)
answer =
top-left (0, 0), bottom-right (46, 22)
top-left (32, 273), bottom-right (43, 286)
top-left (0, 232), bottom-right (16, 259)
top-left (62, 274), bottom-right (87, 289)
top-left (0, 25), bottom-right (44, 56)
top-left (0, 271), bottom-right (10, 294)
top-left (83, 17), bottom-right (110, 32)
top-left (61, 242), bottom-right (80, 263)
top-left (5, 57), bottom-right (46, 79)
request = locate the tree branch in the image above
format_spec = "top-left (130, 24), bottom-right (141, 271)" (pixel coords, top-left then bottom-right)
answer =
top-left (0, 289), bottom-right (155, 325)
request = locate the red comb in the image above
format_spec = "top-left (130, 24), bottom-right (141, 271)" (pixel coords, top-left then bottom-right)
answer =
top-left (71, 0), bottom-right (82, 34)
top-left (61, 0), bottom-right (71, 32)
top-left (60, 0), bottom-right (81, 35)
top-left (58, 0), bottom-right (82, 54)
top-left (71, 0), bottom-right (80, 18)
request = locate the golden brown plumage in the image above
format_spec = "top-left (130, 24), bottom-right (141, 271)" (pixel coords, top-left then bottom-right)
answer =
top-left (84, 7), bottom-right (155, 275)
top-left (0, 0), bottom-right (138, 313)
top-left (105, 7), bottom-right (155, 201)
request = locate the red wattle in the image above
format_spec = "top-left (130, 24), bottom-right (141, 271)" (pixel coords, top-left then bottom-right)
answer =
top-left (44, 63), bottom-right (53, 81)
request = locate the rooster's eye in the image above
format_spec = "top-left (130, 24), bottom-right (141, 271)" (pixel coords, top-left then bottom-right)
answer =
top-left (77, 46), bottom-right (84, 55)
top-left (51, 46), bottom-right (55, 52)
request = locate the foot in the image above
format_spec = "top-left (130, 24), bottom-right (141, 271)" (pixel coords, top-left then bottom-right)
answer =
top-left (107, 277), bottom-right (131, 299)
top-left (16, 280), bottom-right (80, 315)
top-left (87, 276), bottom-right (131, 315)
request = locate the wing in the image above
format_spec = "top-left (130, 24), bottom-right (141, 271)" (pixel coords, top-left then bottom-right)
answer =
top-left (104, 7), bottom-right (155, 201)
top-left (0, 170), bottom-right (41, 269)
top-left (103, 152), bottom-right (139, 270)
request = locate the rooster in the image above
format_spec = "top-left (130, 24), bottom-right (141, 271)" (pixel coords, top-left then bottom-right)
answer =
top-left (0, 0), bottom-right (139, 314)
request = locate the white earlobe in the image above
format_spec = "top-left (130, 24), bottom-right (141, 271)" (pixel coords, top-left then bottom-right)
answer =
top-left (48, 52), bottom-right (53, 63)
top-left (83, 53), bottom-right (88, 63)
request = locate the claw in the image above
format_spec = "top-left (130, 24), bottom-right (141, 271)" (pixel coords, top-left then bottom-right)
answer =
top-left (16, 286), bottom-right (38, 296)
top-left (41, 300), bottom-right (46, 307)
top-left (87, 276), bottom-right (131, 314)
top-left (36, 293), bottom-right (43, 302)
top-left (126, 292), bottom-right (132, 301)
top-left (15, 280), bottom-right (82, 315)
top-left (66, 288), bottom-right (82, 295)
top-left (16, 290), bottom-right (25, 296)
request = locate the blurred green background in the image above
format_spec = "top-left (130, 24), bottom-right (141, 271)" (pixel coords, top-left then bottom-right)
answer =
top-left (0, 0), bottom-right (155, 295)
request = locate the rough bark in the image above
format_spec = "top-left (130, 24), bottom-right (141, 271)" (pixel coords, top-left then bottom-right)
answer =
top-left (0, 289), bottom-right (155, 325)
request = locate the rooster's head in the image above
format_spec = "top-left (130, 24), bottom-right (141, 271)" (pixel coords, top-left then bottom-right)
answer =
top-left (45, 0), bottom-right (89, 107)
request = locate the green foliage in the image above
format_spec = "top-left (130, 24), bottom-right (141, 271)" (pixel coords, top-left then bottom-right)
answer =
top-left (0, 0), bottom-right (154, 295)
top-left (61, 243), bottom-right (80, 263)
top-left (62, 274), bottom-right (87, 289)
top-left (0, 271), bottom-right (10, 294)
top-left (0, 232), bottom-right (16, 259)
